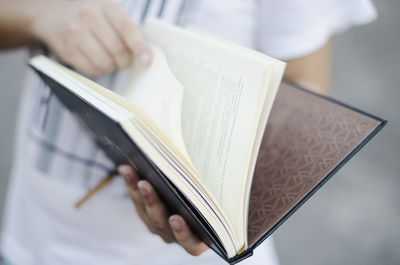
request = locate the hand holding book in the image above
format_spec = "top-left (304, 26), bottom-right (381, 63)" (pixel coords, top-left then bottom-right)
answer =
top-left (73, 163), bottom-right (208, 256)
top-left (118, 165), bottom-right (210, 256)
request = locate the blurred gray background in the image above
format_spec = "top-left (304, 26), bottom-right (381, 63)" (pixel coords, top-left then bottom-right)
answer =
top-left (0, 1), bottom-right (399, 265)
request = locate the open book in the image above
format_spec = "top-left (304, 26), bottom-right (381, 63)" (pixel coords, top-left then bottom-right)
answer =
top-left (29, 19), bottom-right (385, 264)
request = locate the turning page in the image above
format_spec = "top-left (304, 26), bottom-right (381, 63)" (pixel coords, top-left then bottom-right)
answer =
top-left (123, 45), bottom-right (191, 161)
top-left (144, 19), bottom-right (274, 244)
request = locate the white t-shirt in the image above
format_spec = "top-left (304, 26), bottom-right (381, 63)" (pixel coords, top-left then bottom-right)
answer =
top-left (1, 0), bottom-right (376, 265)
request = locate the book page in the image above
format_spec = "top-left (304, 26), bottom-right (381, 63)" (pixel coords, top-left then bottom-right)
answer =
top-left (122, 45), bottom-right (191, 161)
top-left (144, 20), bottom-right (272, 241)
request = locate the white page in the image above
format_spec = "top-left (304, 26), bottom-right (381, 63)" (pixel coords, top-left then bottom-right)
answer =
top-left (144, 20), bottom-right (271, 243)
top-left (123, 45), bottom-right (191, 161)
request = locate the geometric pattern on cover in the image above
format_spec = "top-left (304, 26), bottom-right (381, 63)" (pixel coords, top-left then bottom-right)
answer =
top-left (247, 82), bottom-right (381, 246)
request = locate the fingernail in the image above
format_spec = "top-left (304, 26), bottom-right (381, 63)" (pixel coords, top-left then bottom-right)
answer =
top-left (170, 217), bottom-right (182, 231)
top-left (138, 184), bottom-right (148, 198)
top-left (139, 51), bottom-right (151, 65)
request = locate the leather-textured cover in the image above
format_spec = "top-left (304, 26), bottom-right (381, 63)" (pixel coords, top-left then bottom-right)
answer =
top-left (243, 81), bottom-right (386, 258)
top-left (32, 66), bottom-right (386, 264)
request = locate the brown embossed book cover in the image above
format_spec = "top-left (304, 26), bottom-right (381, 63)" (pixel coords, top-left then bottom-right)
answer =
top-left (244, 81), bottom-right (386, 261)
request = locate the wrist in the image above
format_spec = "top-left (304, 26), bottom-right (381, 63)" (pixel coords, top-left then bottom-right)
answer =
top-left (0, 0), bottom-right (52, 48)
top-left (27, 0), bottom-right (53, 44)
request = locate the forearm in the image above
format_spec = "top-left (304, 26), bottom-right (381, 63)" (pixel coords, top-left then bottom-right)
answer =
top-left (0, 0), bottom-right (52, 49)
top-left (283, 39), bottom-right (332, 95)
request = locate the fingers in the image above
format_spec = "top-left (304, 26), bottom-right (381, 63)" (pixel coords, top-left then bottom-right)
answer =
top-left (100, 0), bottom-right (152, 65)
top-left (34, 0), bottom-right (151, 77)
top-left (118, 165), bottom-right (140, 189)
top-left (137, 181), bottom-right (171, 232)
top-left (169, 215), bottom-right (209, 256)
top-left (85, 6), bottom-right (133, 69)
top-left (61, 48), bottom-right (101, 77)
top-left (119, 164), bottom-right (143, 206)
top-left (119, 165), bottom-right (149, 223)
top-left (120, 166), bottom-right (174, 242)
top-left (77, 32), bottom-right (116, 75)
top-left (48, 22), bottom-right (105, 77)
top-left (119, 165), bottom-right (208, 254)
top-left (119, 164), bottom-right (144, 208)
